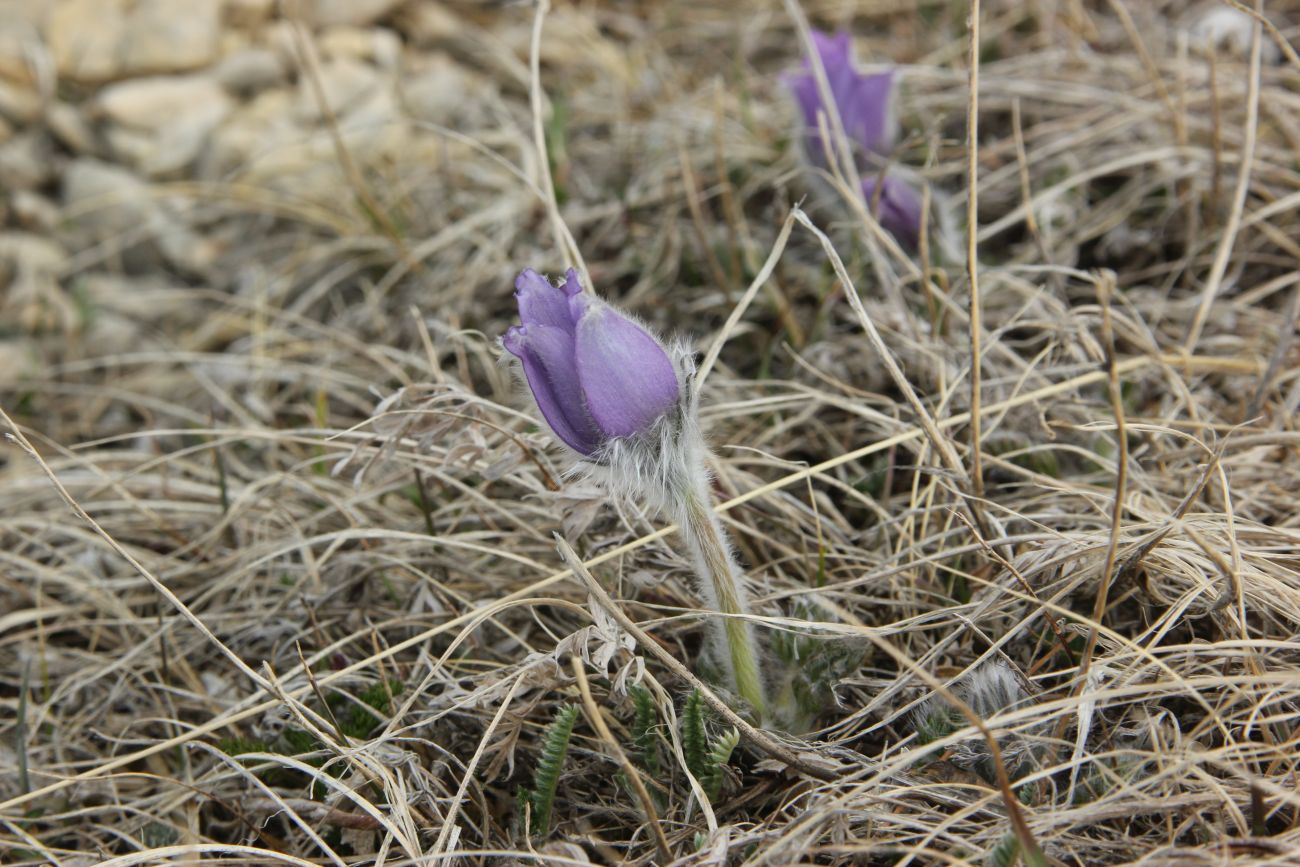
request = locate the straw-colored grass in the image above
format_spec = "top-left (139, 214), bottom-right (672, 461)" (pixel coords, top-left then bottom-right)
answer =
top-left (3, 1), bottom-right (1299, 863)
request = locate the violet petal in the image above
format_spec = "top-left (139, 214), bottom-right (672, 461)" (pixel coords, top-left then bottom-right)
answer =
top-left (504, 323), bottom-right (602, 455)
top-left (515, 268), bottom-right (581, 331)
top-left (862, 174), bottom-right (923, 249)
top-left (573, 302), bottom-right (680, 439)
top-left (788, 30), bottom-right (896, 160)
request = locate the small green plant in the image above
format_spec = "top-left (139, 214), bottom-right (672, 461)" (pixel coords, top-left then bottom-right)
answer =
top-left (629, 684), bottom-right (661, 777)
top-left (984, 830), bottom-right (1020, 867)
top-left (519, 704), bottom-right (579, 837)
top-left (681, 689), bottom-right (739, 803)
top-left (769, 600), bottom-right (867, 731)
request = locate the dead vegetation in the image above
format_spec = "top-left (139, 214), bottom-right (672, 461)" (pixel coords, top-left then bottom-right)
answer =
top-left (2, 0), bottom-right (1300, 864)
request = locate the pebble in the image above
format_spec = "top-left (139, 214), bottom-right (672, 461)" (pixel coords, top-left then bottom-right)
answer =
top-left (214, 47), bottom-right (287, 96)
top-left (0, 6), bottom-right (46, 88)
top-left (305, 0), bottom-right (407, 28)
top-left (318, 26), bottom-right (402, 70)
top-left (96, 75), bottom-right (233, 175)
top-left (9, 189), bottom-right (61, 233)
top-left (0, 231), bottom-right (69, 333)
top-left (62, 158), bottom-right (214, 274)
top-left (46, 101), bottom-right (97, 154)
top-left (120, 0), bottom-right (222, 75)
top-left (400, 55), bottom-right (488, 127)
top-left (0, 79), bottom-right (42, 126)
top-left (47, 0), bottom-right (130, 83)
top-left (48, 0), bottom-right (222, 82)
top-left (294, 57), bottom-right (381, 121)
top-left (222, 0), bottom-right (277, 29)
top-left (0, 132), bottom-right (51, 190)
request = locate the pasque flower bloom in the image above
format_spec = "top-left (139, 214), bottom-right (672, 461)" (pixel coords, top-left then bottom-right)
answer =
top-left (504, 267), bottom-right (769, 720)
top-left (787, 30), bottom-right (895, 162)
top-left (502, 268), bottom-right (681, 456)
top-left (787, 30), bottom-right (924, 248)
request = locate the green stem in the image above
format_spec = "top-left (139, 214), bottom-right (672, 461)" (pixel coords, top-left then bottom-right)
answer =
top-left (681, 489), bottom-right (767, 721)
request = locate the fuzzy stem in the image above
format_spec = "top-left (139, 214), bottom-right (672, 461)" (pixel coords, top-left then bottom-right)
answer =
top-left (678, 486), bottom-right (767, 722)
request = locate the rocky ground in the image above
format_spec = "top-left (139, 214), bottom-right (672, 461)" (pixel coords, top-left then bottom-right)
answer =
top-left (3, 1), bottom-right (1300, 864)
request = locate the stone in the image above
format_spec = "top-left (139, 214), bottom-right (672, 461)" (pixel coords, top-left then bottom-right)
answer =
top-left (318, 26), bottom-right (402, 70)
top-left (47, 0), bottom-right (130, 83)
top-left (214, 47), bottom-right (286, 95)
top-left (9, 190), bottom-right (60, 233)
top-left (0, 232), bottom-right (70, 333)
top-left (96, 75), bottom-right (233, 176)
top-left (208, 88), bottom-right (300, 178)
top-left (0, 6), bottom-right (46, 87)
top-left (222, 0), bottom-right (276, 29)
top-left (0, 132), bottom-right (50, 190)
top-left (304, 0), bottom-right (406, 28)
top-left (46, 101), bottom-right (96, 154)
top-left (0, 79), bottom-right (41, 126)
top-left (400, 55), bottom-right (487, 127)
top-left (48, 0), bottom-right (221, 82)
top-left (294, 57), bottom-right (380, 121)
top-left (392, 3), bottom-right (461, 47)
top-left (119, 0), bottom-right (222, 75)
top-left (62, 158), bottom-right (214, 274)
top-left (97, 75), bottom-right (229, 131)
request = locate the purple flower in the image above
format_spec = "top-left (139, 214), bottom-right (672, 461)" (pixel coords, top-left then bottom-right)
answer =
top-left (862, 174), bottom-right (923, 249)
top-left (787, 30), bottom-right (896, 162)
top-left (503, 268), bottom-right (681, 456)
top-left (788, 30), bottom-right (925, 248)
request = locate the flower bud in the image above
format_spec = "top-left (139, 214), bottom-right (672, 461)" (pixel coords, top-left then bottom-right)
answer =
top-left (503, 268), bottom-right (681, 456)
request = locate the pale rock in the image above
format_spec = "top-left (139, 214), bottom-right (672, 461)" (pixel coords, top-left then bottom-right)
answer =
top-left (47, 0), bottom-right (130, 83)
top-left (48, 0), bottom-right (220, 82)
top-left (0, 231), bottom-right (71, 333)
top-left (97, 75), bottom-right (233, 175)
top-left (62, 158), bottom-right (214, 274)
top-left (0, 132), bottom-right (50, 190)
top-left (0, 78), bottom-right (41, 125)
top-left (392, 3), bottom-right (461, 47)
top-left (319, 26), bottom-right (402, 70)
top-left (401, 55), bottom-right (488, 127)
top-left (9, 189), bottom-right (60, 232)
top-left (0, 6), bottom-right (46, 88)
top-left (294, 57), bottom-right (380, 121)
top-left (46, 100), bottom-right (95, 153)
top-left (337, 82), bottom-right (405, 155)
top-left (214, 47), bottom-right (286, 95)
top-left (207, 88), bottom-right (300, 176)
top-left (0, 338), bottom-right (36, 388)
top-left (222, 0), bottom-right (276, 29)
top-left (305, 0), bottom-right (406, 28)
top-left (97, 75), bottom-right (228, 131)
top-left (120, 0), bottom-right (222, 75)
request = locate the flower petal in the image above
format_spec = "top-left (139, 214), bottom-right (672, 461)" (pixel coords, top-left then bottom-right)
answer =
top-left (504, 323), bottom-right (602, 455)
top-left (862, 174), bottom-right (923, 249)
top-left (515, 268), bottom-right (582, 331)
top-left (573, 303), bottom-right (680, 439)
top-left (787, 30), bottom-right (896, 160)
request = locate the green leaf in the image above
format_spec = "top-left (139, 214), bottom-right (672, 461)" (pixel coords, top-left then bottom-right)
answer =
top-left (526, 704), bottom-right (579, 836)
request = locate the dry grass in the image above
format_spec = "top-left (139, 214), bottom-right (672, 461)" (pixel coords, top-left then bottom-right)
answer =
top-left (4, 1), bottom-right (1300, 864)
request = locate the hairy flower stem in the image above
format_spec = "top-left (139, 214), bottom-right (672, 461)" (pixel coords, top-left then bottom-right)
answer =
top-left (677, 484), bottom-right (767, 722)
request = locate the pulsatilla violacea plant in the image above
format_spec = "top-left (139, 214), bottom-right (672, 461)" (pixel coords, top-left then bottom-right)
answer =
top-left (503, 268), bottom-right (767, 720)
top-left (786, 30), bottom-right (924, 249)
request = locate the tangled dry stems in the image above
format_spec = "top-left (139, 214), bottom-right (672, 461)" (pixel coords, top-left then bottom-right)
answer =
top-left (3, 1), bottom-right (1300, 864)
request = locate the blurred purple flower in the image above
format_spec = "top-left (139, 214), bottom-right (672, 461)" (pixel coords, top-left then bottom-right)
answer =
top-left (788, 30), bottom-right (924, 248)
top-left (862, 174), bottom-right (922, 249)
top-left (787, 30), bottom-right (896, 161)
top-left (503, 268), bottom-right (680, 456)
